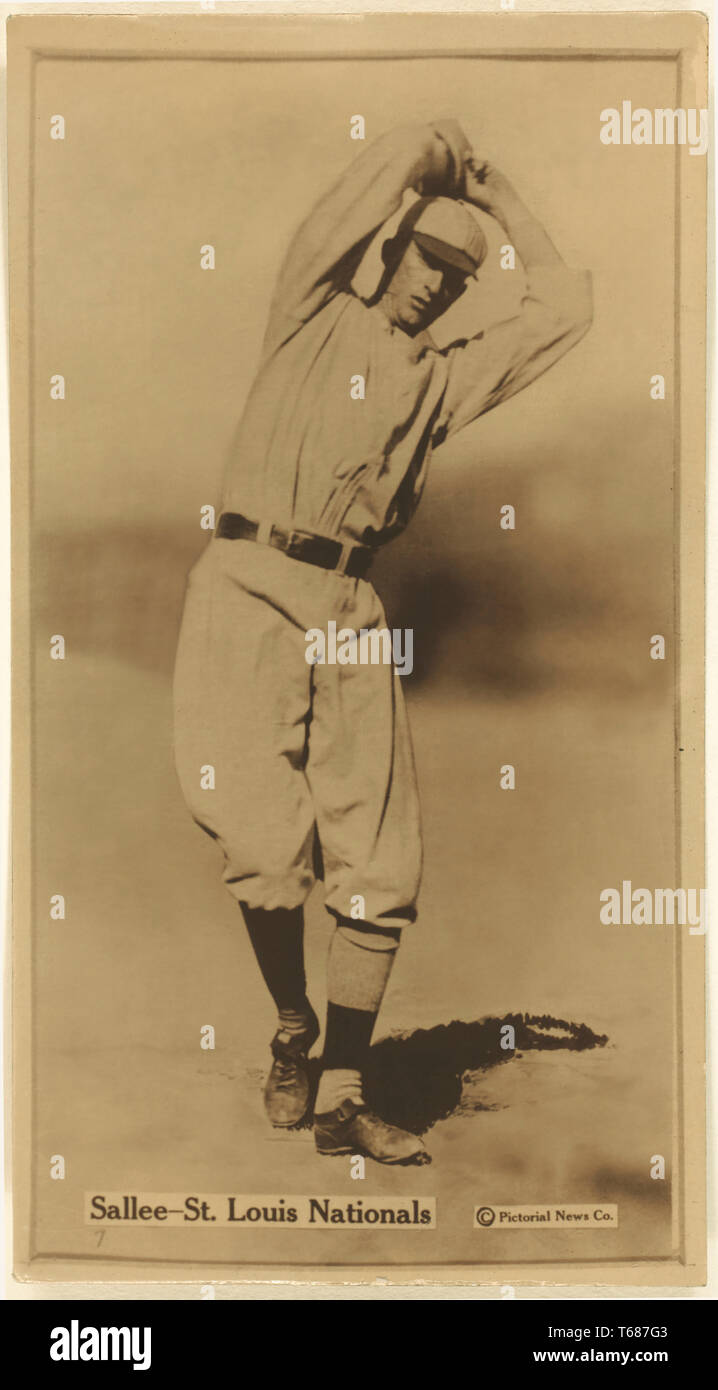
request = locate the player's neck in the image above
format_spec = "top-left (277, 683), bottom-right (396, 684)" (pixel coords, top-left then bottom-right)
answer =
top-left (377, 290), bottom-right (421, 338)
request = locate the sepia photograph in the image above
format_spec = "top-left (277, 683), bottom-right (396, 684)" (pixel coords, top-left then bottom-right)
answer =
top-left (8, 7), bottom-right (707, 1287)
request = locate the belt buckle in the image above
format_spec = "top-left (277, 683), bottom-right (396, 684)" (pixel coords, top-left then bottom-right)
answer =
top-left (285, 527), bottom-right (309, 560)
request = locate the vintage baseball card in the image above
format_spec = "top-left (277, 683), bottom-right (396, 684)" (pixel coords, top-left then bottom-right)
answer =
top-left (7, 3), bottom-right (708, 1293)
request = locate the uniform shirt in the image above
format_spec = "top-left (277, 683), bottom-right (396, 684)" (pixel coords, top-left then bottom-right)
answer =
top-left (222, 122), bottom-right (593, 549)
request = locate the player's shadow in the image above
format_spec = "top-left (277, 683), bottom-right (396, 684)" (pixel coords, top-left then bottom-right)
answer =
top-left (300, 1012), bottom-right (608, 1134)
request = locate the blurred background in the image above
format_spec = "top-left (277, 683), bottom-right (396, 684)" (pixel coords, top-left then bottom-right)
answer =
top-left (28, 51), bottom-right (679, 1268)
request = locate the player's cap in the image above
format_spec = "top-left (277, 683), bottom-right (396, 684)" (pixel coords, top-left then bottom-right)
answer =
top-left (410, 197), bottom-right (487, 278)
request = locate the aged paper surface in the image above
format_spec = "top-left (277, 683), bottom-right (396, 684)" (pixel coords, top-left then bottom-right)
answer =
top-left (8, 6), bottom-right (706, 1287)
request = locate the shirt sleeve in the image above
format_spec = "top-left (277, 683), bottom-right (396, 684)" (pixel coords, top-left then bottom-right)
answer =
top-left (431, 264), bottom-right (593, 446)
top-left (265, 119), bottom-right (472, 344)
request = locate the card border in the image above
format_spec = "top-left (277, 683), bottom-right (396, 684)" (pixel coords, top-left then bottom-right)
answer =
top-left (8, 9), bottom-right (707, 1287)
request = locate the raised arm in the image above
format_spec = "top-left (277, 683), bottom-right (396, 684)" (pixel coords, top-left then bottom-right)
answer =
top-left (266, 120), bottom-right (472, 341)
top-left (433, 159), bottom-right (593, 444)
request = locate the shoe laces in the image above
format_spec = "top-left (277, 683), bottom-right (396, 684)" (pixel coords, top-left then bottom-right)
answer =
top-left (272, 1055), bottom-right (301, 1091)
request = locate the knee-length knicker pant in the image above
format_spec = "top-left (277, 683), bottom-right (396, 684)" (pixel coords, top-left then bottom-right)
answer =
top-left (172, 537), bottom-right (423, 931)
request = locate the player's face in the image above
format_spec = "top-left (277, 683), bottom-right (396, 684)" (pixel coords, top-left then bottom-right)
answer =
top-left (386, 239), bottom-right (469, 334)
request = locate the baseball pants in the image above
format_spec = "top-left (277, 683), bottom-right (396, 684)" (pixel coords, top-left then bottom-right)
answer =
top-left (172, 536), bottom-right (422, 931)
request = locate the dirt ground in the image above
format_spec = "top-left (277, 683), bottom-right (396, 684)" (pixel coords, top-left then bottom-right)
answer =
top-left (30, 642), bottom-right (675, 1272)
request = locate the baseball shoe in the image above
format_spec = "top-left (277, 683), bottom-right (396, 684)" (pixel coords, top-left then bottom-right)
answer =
top-left (314, 1097), bottom-right (431, 1165)
top-left (264, 1009), bottom-right (320, 1128)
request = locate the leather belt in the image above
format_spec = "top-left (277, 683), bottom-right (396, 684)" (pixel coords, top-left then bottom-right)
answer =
top-left (215, 512), bottom-right (373, 581)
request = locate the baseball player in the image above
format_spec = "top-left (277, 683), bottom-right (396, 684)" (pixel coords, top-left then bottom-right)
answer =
top-left (173, 119), bottom-right (592, 1165)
